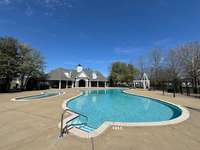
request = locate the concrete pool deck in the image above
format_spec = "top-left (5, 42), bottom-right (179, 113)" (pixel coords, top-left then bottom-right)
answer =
top-left (0, 88), bottom-right (200, 150)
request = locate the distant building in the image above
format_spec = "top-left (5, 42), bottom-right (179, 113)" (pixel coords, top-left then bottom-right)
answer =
top-left (47, 64), bottom-right (108, 89)
top-left (133, 73), bottom-right (150, 89)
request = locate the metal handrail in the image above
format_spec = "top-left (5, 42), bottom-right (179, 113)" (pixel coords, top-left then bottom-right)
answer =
top-left (59, 108), bottom-right (88, 138)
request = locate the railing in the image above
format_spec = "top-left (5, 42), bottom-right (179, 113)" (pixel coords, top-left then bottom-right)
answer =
top-left (59, 108), bottom-right (88, 138)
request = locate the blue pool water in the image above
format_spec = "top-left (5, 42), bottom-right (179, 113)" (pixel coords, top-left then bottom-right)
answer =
top-left (67, 89), bottom-right (182, 131)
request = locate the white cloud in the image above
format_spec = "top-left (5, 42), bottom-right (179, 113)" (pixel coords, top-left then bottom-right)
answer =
top-left (0, 0), bottom-right (74, 16)
top-left (0, 0), bottom-right (10, 5)
top-left (25, 4), bottom-right (33, 16)
top-left (39, 0), bottom-right (73, 9)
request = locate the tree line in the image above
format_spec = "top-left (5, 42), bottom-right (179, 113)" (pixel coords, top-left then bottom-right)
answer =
top-left (0, 36), bottom-right (45, 92)
top-left (108, 41), bottom-right (200, 94)
top-left (140, 42), bottom-right (200, 93)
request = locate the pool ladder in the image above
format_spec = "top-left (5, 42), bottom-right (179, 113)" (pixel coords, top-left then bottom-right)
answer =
top-left (59, 109), bottom-right (88, 138)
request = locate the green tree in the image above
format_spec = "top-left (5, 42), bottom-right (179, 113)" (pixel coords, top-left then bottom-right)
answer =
top-left (126, 64), bottom-right (138, 83)
top-left (0, 36), bottom-right (45, 91)
top-left (18, 44), bottom-right (45, 90)
top-left (0, 37), bottom-right (19, 91)
top-left (109, 62), bottom-right (137, 86)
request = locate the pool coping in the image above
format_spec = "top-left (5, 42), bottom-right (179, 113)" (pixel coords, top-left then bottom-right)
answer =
top-left (11, 91), bottom-right (65, 102)
top-left (60, 89), bottom-right (190, 139)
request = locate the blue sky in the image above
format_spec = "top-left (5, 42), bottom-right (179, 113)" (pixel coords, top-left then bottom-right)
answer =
top-left (0, 0), bottom-right (200, 76)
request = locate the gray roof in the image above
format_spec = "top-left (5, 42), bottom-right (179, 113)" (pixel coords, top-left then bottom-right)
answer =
top-left (47, 68), bottom-right (70, 81)
top-left (47, 67), bottom-right (107, 81)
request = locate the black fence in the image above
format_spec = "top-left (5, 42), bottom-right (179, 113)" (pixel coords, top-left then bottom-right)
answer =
top-left (150, 79), bottom-right (200, 98)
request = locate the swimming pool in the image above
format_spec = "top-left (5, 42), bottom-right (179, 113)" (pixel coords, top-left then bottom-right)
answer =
top-left (13, 90), bottom-right (64, 101)
top-left (65, 89), bottom-right (189, 135)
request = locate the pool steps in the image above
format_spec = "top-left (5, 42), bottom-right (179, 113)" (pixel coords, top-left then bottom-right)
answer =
top-left (59, 108), bottom-right (93, 137)
top-left (78, 125), bottom-right (95, 132)
top-left (68, 118), bottom-right (95, 132)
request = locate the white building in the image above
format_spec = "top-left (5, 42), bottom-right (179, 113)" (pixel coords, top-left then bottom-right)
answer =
top-left (47, 64), bottom-right (108, 89)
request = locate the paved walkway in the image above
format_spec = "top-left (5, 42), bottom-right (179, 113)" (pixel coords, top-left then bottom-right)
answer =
top-left (0, 88), bottom-right (199, 150)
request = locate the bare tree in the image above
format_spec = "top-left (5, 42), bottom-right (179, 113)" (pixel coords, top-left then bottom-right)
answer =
top-left (177, 42), bottom-right (200, 93)
top-left (138, 56), bottom-right (145, 79)
top-left (149, 48), bottom-right (163, 86)
top-left (166, 48), bottom-right (180, 80)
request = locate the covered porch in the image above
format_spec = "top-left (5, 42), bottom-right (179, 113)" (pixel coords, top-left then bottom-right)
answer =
top-left (49, 79), bottom-right (108, 89)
